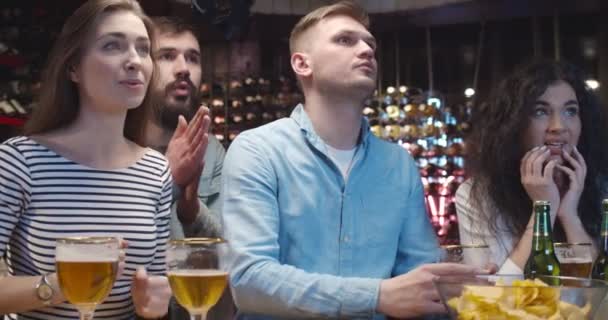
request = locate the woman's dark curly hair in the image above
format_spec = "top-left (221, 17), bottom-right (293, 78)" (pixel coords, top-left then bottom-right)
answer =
top-left (465, 59), bottom-right (608, 242)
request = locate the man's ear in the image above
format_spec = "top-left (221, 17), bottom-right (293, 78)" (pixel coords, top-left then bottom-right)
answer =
top-left (291, 52), bottom-right (312, 78)
top-left (68, 65), bottom-right (80, 83)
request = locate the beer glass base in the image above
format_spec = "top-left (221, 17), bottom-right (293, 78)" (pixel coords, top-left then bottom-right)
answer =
top-left (77, 305), bottom-right (96, 320)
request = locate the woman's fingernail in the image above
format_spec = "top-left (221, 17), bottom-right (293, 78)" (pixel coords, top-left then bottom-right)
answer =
top-left (474, 267), bottom-right (490, 274)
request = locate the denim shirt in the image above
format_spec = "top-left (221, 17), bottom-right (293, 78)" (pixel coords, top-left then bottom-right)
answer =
top-left (222, 104), bottom-right (441, 319)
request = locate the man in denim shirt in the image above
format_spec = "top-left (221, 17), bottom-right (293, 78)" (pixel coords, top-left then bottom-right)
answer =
top-left (222, 1), bottom-right (485, 319)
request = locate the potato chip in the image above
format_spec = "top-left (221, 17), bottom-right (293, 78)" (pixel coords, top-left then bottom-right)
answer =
top-left (447, 278), bottom-right (592, 319)
top-left (525, 304), bottom-right (557, 317)
top-left (559, 301), bottom-right (591, 320)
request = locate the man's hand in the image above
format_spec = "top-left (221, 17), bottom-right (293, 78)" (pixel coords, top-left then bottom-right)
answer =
top-left (166, 106), bottom-right (211, 188)
top-left (176, 166), bottom-right (204, 224)
top-left (377, 263), bottom-right (488, 318)
top-left (131, 267), bottom-right (171, 318)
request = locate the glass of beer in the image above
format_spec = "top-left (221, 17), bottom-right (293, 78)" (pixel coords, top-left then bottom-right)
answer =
top-left (55, 237), bottom-right (119, 320)
top-left (554, 242), bottom-right (593, 278)
top-left (166, 238), bottom-right (228, 320)
top-left (440, 244), bottom-right (491, 268)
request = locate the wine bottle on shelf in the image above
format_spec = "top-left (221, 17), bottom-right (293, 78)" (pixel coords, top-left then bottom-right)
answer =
top-left (199, 82), bottom-right (211, 97)
top-left (244, 111), bottom-right (256, 122)
top-left (211, 99), bottom-right (224, 109)
top-left (369, 122), bottom-right (382, 138)
top-left (385, 124), bottom-right (401, 142)
top-left (229, 79), bottom-right (243, 97)
top-left (231, 99), bottom-right (243, 109)
top-left (397, 85), bottom-right (408, 106)
top-left (8, 99), bottom-right (27, 116)
top-left (0, 99), bottom-right (16, 117)
top-left (243, 77), bottom-right (256, 97)
top-left (362, 106), bottom-right (376, 117)
top-left (244, 95), bottom-right (255, 106)
top-left (385, 104), bottom-right (401, 123)
top-left (213, 115), bottom-right (225, 125)
top-left (228, 130), bottom-right (239, 142)
top-left (213, 133), bottom-right (225, 142)
top-left (421, 122), bottom-right (438, 138)
top-left (406, 142), bottom-right (424, 159)
top-left (231, 112), bottom-right (243, 124)
top-left (458, 121), bottom-right (472, 135)
top-left (262, 112), bottom-right (274, 123)
top-left (377, 106), bottom-right (389, 126)
top-left (403, 103), bottom-right (418, 119)
top-left (401, 124), bottom-right (419, 142)
top-left (445, 142), bottom-right (463, 157)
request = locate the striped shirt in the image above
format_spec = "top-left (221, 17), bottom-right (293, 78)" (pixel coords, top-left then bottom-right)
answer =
top-left (0, 136), bottom-right (173, 320)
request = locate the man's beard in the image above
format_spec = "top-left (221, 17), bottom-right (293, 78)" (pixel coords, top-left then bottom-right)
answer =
top-left (155, 78), bottom-right (200, 130)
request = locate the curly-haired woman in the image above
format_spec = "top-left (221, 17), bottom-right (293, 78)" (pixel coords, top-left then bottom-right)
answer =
top-left (456, 59), bottom-right (608, 274)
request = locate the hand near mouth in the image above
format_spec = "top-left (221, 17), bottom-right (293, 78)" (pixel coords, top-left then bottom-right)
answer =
top-left (555, 146), bottom-right (586, 221)
top-left (520, 145), bottom-right (560, 222)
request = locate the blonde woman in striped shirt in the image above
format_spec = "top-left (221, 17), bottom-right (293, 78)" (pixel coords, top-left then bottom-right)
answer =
top-left (0, 0), bottom-right (173, 318)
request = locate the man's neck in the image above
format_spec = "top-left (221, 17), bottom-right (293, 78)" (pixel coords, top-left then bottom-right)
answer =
top-left (303, 92), bottom-right (363, 150)
top-left (145, 121), bottom-right (174, 153)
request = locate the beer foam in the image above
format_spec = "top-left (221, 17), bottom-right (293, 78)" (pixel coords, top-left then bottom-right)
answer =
top-left (168, 269), bottom-right (228, 277)
top-left (559, 258), bottom-right (592, 264)
top-left (55, 256), bottom-right (118, 262)
top-left (56, 245), bottom-right (118, 262)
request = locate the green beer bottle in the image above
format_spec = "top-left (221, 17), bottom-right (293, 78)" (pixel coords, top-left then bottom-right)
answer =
top-left (591, 199), bottom-right (608, 280)
top-left (524, 200), bottom-right (560, 284)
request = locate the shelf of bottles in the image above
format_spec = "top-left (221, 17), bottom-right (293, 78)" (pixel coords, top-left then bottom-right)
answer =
top-left (0, 3), bottom-right (51, 130)
top-left (364, 85), bottom-right (472, 244)
top-left (0, 99), bottom-right (29, 126)
top-left (199, 75), bottom-right (303, 146)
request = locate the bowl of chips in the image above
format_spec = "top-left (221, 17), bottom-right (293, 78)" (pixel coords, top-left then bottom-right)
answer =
top-left (434, 275), bottom-right (608, 319)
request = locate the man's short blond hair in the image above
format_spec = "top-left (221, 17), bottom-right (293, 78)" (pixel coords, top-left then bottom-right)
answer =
top-left (289, 1), bottom-right (369, 54)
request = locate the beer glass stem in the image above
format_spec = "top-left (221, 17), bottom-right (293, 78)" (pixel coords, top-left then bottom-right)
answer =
top-left (78, 307), bottom-right (95, 320)
top-left (80, 312), bottom-right (94, 320)
top-left (191, 311), bottom-right (207, 320)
